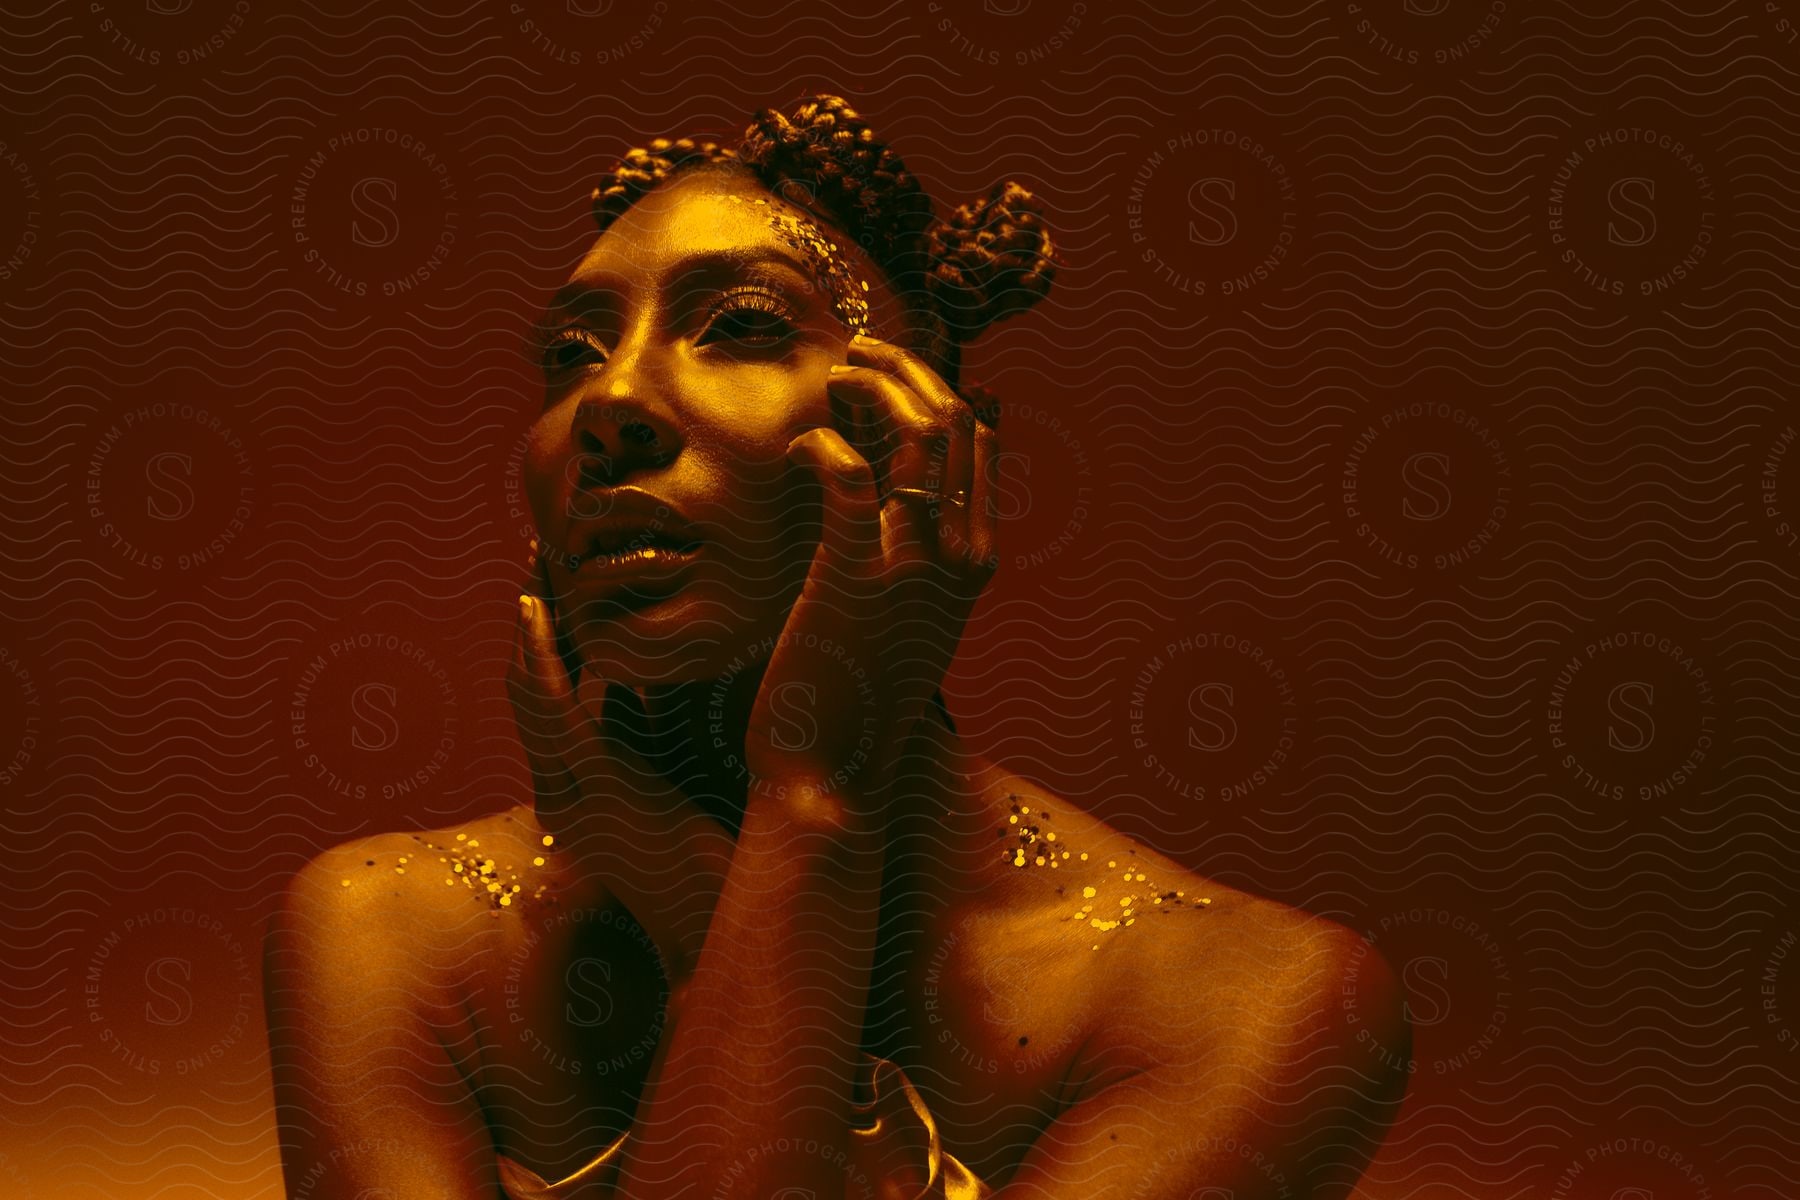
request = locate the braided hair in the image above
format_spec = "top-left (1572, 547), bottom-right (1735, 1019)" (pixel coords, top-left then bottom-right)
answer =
top-left (588, 95), bottom-right (1056, 414)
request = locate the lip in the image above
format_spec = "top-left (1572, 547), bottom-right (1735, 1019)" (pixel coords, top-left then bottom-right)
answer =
top-left (570, 543), bottom-right (700, 596)
top-left (560, 487), bottom-right (702, 604)
top-left (564, 488), bottom-right (702, 560)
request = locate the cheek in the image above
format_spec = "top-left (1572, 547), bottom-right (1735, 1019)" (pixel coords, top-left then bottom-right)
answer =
top-left (521, 412), bottom-right (569, 538)
top-left (678, 362), bottom-right (832, 495)
top-left (517, 361), bottom-right (835, 551)
top-left (676, 365), bottom-right (832, 595)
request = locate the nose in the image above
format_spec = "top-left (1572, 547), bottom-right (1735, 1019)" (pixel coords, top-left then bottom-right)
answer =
top-left (566, 339), bottom-right (682, 489)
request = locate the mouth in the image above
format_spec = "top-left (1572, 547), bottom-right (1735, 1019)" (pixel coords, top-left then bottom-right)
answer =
top-left (564, 525), bottom-right (703, 609)
top-left (577, 527), bottom-right (702, 569)
top-left (557, 488), bottom-right (705, 608)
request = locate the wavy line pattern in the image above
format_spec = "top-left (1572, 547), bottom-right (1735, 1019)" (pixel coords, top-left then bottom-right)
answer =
top-left (2, 0), bottom-right (1797, 1196)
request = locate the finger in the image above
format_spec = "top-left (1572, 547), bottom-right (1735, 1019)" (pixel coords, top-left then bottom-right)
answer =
top-left (787, 425), bottom-right (882, 592)
top-left (520, 537), bottom-right (551, 621)
top-left (844, 338), bottom-right (968, 487)
top-left (845, 333), bottom-right (976, 489)
top-left (826, 359), bottom-right (879, 474)
top-left (512, 598), bottom-right (732, 979)
top-left (938, 404), bottom-right (977, 560)
top-left (527, 540), bottom-right (588, 684)
top-left (925, 395), bottom-right (976, 540)
top-left (518, 597), bottom-right (711, 845)
top-left (748, 429), bottom-right (888, 793)
top-left (846, 332), bottom-right (961, 414)
top-left (509, 595), bottom-right (580, 792)
top-left (516, 590), bottom-right (676, 800)
top-left (525, 537), bottom-right (553, 601)
top-left (508, 594), bottom-right (583, 809)
top-left (517, 592), bottom-right (609, 782)
top-left (827, 365), bottom-right (935, 494)
top-left (827, 366), bottom-right (944, 563)
top-left (845, 336), bottom-right (977, 544)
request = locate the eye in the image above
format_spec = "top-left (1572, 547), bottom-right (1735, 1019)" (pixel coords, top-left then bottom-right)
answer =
top-left (541, 326), bottom-right (607, 375)
top-left (697, 288), bottom-right (799, 350)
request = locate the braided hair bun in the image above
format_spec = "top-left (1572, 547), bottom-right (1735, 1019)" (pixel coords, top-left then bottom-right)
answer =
top-left (737, 95), bottom-right (934, 269)
top-left (587, 94), bottom-right (1056, 384)
top-left (591, 135), bottom-right (734, 230)
top-left (925, 179), bottom-right (1058, 342)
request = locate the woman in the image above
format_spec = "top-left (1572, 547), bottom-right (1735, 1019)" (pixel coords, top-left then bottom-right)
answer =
top-left (265, 95), bottom-right (1408, 1199)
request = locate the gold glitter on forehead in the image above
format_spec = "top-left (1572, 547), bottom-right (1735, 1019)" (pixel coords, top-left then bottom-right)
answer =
top-left (729, 194), bottom-right (872, 335)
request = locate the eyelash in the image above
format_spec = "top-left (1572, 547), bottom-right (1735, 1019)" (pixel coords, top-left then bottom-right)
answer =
top-left (540, 325), bottom-right (604, 375)
top-left (539, 288), bottom-right (802, 378)
top-left (697, 287), bottom-right (800, 349)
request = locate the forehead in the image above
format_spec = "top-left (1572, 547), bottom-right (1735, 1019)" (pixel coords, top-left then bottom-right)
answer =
top-left (579, 168), bottom-right (795, 265)
top-left (568, 167), bottom-right (906, 335)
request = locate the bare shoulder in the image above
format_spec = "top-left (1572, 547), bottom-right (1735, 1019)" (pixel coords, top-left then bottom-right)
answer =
top-left (971, 771), bottom-right (1406, 1076)
top-left (265, 813), bottom-right (551, 1198)
top-left (269, 806), bottom-right (573, 1008)
top-left (939, 768), bottom-right (1409, 1189)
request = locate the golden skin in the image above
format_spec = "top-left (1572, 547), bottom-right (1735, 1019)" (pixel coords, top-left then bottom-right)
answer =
top-left (265, 167), bottom-right (1409, 1199)
top-left (518, 168), bottom-right (910, 690)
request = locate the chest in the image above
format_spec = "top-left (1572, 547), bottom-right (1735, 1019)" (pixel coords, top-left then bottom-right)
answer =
top-left (868, 903), bottom-right (1104, 1179)
top-left (469, 899), bottom-right (670, 1182)
top-left (468, 896), bottom-right (1103, 1188)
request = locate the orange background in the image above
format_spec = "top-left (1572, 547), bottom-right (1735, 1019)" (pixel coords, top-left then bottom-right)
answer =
top-left (2, 2), bottom-right (1796, 1196)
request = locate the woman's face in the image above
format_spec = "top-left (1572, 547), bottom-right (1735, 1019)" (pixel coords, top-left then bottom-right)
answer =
top-left (523, 167), bottom-right (908, 683)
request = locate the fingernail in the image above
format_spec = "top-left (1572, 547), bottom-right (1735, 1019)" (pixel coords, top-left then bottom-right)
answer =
top-left (851, 333), bottom-right (880, 345)
top-left (828, 363), bottom-right (854, 374)
top-left (519, 594), bottom-right (534, 620)
top-left (834, 451), bottom-right (874, 484)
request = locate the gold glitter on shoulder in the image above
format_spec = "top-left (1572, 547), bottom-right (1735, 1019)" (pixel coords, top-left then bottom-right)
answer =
top-left (997, 795), bottom-right (1213, 950)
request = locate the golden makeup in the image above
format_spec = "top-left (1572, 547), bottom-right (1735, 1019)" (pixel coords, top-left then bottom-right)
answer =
top-left (1000, 796), bottom-right (1213, 949)
top-left (729, 194), bottom-right (873, 336)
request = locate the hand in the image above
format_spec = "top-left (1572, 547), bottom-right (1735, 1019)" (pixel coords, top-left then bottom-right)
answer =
top-left (508, 554), bottom-right (734, 982)
top-left (741, 334), bottom-right (998, 811)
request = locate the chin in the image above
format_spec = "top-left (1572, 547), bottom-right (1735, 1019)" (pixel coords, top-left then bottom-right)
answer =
top-left (563, 586), bottom-right (785, 686)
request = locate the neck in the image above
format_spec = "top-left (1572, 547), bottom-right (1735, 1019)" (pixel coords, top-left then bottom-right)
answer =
top-left (593, 669), bottom-right (997, 858)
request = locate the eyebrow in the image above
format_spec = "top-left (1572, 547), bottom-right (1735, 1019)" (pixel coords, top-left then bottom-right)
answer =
top-left (545, 246), bottom-right (821, 319)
